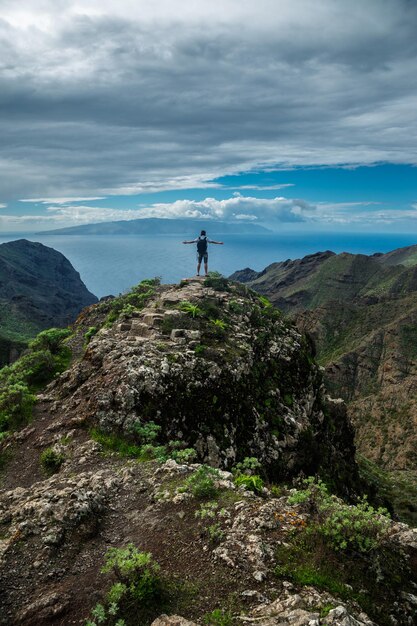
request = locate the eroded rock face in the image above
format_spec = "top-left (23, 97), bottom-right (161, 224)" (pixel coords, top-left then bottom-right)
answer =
top-left (47, 279), bottom-right (358, 490)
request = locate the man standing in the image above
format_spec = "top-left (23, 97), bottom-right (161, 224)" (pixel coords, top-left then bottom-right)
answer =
top-left (182, 230), bottom-right (224, 276)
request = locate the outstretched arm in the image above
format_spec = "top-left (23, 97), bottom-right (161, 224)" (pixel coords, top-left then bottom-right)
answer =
top-left (182, 239), bottom-right (198, 244)
top-left (208, 240), bottom-right (224, 245)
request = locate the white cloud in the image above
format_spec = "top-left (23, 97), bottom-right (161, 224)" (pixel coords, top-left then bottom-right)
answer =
top-left (19, 196), bottom-right (106, 204)
top-left (134, 196), bottom-right (312, 223)
top-left (312, 201), bottom-right (417, 224)
top-left (0, 204), bottom-right (7, 209)
top-left (230, 184), bottom-right (295, 191)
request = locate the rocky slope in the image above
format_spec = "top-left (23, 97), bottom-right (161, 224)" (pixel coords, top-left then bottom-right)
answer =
top-left (0, 239), bottom-right (97, 365)
top-left (230, 246), bottom-right (417, 473)
top-left (2, 277), bottom-right (415, 625)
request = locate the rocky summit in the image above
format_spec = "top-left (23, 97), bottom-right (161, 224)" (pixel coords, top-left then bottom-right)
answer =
top-left (46, 277), bottom-right (356, 487)
top-left (0, 277), bottom-right (416, 626)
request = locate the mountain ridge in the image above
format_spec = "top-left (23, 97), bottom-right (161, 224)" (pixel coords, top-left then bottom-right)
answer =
top-left (230, 243), bottom-right (417, 474)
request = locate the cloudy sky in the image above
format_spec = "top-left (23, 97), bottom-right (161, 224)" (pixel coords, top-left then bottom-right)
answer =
top-left (1, 0), bottom-right (417, 232)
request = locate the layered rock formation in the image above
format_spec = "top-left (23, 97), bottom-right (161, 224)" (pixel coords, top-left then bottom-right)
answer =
top-left (0, 239), bottom-right (97, 365)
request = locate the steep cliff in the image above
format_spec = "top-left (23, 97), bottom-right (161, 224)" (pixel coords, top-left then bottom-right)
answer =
top-left (0, 239), bottom-right (97, 365)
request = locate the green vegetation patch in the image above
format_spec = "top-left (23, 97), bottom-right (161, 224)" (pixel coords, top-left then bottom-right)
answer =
top-left (40, 447), bottom-right (65, 474)
top-left (85, 545), bottom-right (168, 626)
top-left (275, 478), bottom-right (412, 626)
top-left (99, 278), bottom-right (161, 327)
top-left (91, 425), bottom-right (197, 465)
top-left (0, 327), bottom-right (72, 435)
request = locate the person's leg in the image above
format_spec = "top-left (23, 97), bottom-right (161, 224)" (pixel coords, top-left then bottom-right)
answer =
top-left (204, 254), bottom-right (208, 276)
top-left (197, 261), bottom-right (201, 276)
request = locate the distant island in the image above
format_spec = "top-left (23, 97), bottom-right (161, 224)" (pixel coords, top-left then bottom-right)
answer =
top-left (38, 218), bottom-right (271, 236)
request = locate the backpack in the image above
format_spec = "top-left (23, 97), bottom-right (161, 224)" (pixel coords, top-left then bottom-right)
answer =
top-left (197, 236), bottom-right (208, 254)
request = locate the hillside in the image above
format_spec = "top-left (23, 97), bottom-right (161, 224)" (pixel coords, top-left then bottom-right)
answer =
top-left (2, 277), bottom-right (415, 626)
top-left (0, 239), bottom-right (97, 365)
top-left (230, 245), bottom-right (417, 476)
top-left (38, 218), bottom-right (270, 236)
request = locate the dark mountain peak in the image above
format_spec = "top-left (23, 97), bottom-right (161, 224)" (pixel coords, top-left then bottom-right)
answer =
top-left (0, 239), bottom-right (97, 364)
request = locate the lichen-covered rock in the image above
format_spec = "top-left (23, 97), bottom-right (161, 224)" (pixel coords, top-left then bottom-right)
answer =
top-left (246, 589), bottom-right (376, 626)
top-left (0, 469), bottom-right (123, 560)
top-left (49, 279), bottom-right (358, 492)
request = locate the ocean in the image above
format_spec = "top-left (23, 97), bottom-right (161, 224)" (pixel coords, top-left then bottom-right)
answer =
top-left (1, 231), bottom-right (417, 298)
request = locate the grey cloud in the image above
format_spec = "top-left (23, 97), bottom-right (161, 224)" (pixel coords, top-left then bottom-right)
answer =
top-left (1, 1), bottom-right (417, 201)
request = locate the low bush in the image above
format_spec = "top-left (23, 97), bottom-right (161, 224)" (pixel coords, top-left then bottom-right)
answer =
top-left (234, 473), bottom-right (264, 494)
top-left (288, 478), bottom-right (391, 554)
top-left (29, 327), bottom-right (71, 354)
top-left (0, 382), bottom-right (35, 432)
top-left (275, 478), bottom-right (411, 626)
top-left (179, 301), bottom-right (202, 318)
top-left (102, 545), bottom-right (162, 603)
top-left (233, 456), bottom-right (261, 475)
top-left (204, 272), bottom-right (230, 292)
top-left (85, 545), bottom-right (164, 626)
top-left (84, 326), bottom-right (98, 344)
top-left (203, 608), bottom-right (233, 626)
top-left (40, 447), bottom-right (65, 474)
top-left (100, 281), bottom-right (158, 327)
top-left (0, 326), bottom-right (72, 434)
top-left (185, 465), bottom-right (220, 499)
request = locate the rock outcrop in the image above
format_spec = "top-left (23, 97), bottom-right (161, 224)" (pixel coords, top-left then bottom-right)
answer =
top-left (46, 278), bottom-right (357, 489)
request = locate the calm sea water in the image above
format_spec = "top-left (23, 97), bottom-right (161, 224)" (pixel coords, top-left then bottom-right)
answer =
top-left (1, 232), bottom-right (417, 298)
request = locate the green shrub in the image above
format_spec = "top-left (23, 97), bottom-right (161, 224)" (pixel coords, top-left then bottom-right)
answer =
top-left (132, 420), bottom-right (161, 443)
top-left (288, 478), bottom-right (391, 554)
top-left (258, 295), bottom-right (273, 308)
top-left (107, 582), bottom-right (128, 604)
top-left (233, 456), bottom-right (261, 475)
top-left (101, 545), bottom-right (162, 603)
top-left (91, 603), bottom-right (106, 624)
top-left (206, 522), bottom-right (225, 544)
top-left (139, 444), bottom-right (168, 461)
top-left (90, 428), bottom-right (143, 458)
top-left (210, 319), bottom-right (227, 331)
top-left (234, 473), bottom-right (264, 494)
top-left (101, 282), bottom-right (157, 327)
top-left (84, 327), bottom-right (98, 344)
top-left (185, 465), bottom-right (220, 499)
top-left (0, 382), bottom-right (36, 432)
top-left (29, 327), bottom-right (71, 354)
top-left (171, 447), bottom-right (197, 463)
top-left (40, 447), bottom-right (65, 474)
top-left (203, 608), bottom-right (233, 626)
top-left (195, 501), bottom-right (219, 520)
top-left (179, 301), bottom-right (202, 318)
top-left (0, 326), bottom-right (72, 434)
top-left (204, 272), bottom-right (230, 292)
top-left (228, 300), bottom-right (244, 314)
top-left (139, 277), bottom-right (161, 287)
